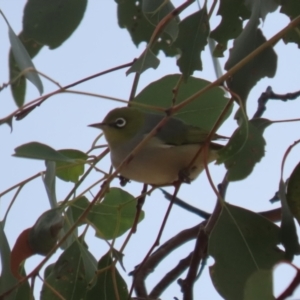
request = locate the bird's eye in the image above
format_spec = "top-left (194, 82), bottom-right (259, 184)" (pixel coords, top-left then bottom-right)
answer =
top-left (115, 117), bottom-right (126, 128)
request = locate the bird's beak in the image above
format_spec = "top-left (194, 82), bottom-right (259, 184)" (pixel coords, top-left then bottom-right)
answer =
top-left (88, 122), bottom-right (106, 129)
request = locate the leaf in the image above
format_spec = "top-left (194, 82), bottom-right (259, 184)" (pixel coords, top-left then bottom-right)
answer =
top-left (208, 204), bottom-right (284, 300)
top-left (13, 142), bottom-right (75, 162)
top-left (0, 222), bottom-right (31, 298)
top-left (210, 0), bottom-right (250, 57)
top-left (56, 149), bottom-right (88, 183)
top-left (44, 161), bottom-right (58, 208)
top-left (22, 0), bottom-right (88, 49)
top-left (279, 179), bottom-right (300, 260)
top-left (280, 0), bottom-right (300, 47)
top-left (28, 208), bottom-right (64, 255)
top-left (41, 239), bottom-right (97, 300)
top-left (225, 7), bottom-right (277, 103)
top-left (173, 7), bottom-right (209, 80)
top-left (217, 118), bottom-right (269, 181)
top-left (71, 189), bottom-right (144, 240)
top-left (9, 34), bottom-right (43, 107)
top-left (287, 162), bottom-right (300, 223)
top-left (244, 270), bottom-right (274, 300)
top-left (126, 49), bottom-right (160, 75)
top-left (116, 0), bottom-right (179, 56)
top-left (245, 0), bottom-right (279, 21)
top-left (133, 74), bottom-right (232, 131)
top-left (86, 251), bottom-right (129, 300)
top-left (0, 11), bottom-right (44, 102)
top-left (59, 206), bottom-right (78, 250)
top-left (142, 0), bottom-right (179, 41)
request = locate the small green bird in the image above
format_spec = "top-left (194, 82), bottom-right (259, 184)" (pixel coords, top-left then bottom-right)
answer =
top-left (89, 107), bottom-right (224, 185)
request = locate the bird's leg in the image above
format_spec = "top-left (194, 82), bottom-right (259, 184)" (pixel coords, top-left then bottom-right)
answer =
top-left (119, 175), bottom-right (130, 186)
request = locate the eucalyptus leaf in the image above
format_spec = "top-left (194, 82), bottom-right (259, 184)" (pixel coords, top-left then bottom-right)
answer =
top-left (174, 7), bottom-right (209, 79)
top-left (71, 189), bottom-right (144, 240)
top-left (0, 11), bottom-right (43, 98)
top-left (133, 74), bottom-right (231, 131)
top-left (41, 240), bottom-right (97, 300)
top-left (86, 251), bottom-right (128, 300)
top-left (209, 204), bottom-right (284, 300)
top-left (14, 142), bottom-right (75, 162)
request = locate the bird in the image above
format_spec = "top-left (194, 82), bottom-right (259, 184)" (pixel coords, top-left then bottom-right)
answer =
top-left (89, 107), bottom-right (225, 185)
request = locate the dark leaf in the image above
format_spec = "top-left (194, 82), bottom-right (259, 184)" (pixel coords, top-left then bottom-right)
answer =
top-left (23, 0), bottom-right (88, 49)
top-left (41, 239), bottom-right (97, 300)
top-left (86, 251), bottom-right (128, 300)
top-left (210, 0), bottom-right (250, 57)
top-left (142, 0), bottom-right (179, 40)
top-left (116, 0), bottom-right (179, 56)
top-left (208, 204), bottom-right (284, 300)
top-left (287, 162), bottom-right (300, 224)
top-left (218, 118), bottom-right (269, 181)
top-left (126, 49), bottom-right (160, 75)
top-left (173, 8), bottom-right (209, 79)
top-left (225, 13), bottom-right (277, 103)
top-left (280, 0), bottom-right (300, 47)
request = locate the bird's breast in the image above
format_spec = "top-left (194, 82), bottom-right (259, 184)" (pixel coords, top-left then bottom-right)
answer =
top-left (110, 140), bottom-right (218, 185)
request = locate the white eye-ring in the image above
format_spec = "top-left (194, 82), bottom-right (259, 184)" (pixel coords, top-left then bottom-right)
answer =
top-left (115, 117), bottom-right (126, 128)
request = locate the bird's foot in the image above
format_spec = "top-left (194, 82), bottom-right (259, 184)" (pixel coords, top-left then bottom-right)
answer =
top-left (178, 168), bottom-right (192, 184)
top-left (119, 176), bottom-right (130, 187)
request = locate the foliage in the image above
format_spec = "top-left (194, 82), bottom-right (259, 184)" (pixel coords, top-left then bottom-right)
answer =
top-left (1, 0), bottom-right (300, 299)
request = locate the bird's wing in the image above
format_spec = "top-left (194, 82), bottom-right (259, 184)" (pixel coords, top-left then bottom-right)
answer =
top-left (143, 113), bottom-right (224, 146)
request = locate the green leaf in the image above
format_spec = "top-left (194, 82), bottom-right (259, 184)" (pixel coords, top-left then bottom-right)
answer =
top-left (44, 161), bottom-right (58, 208)
top-left (86, 251), bottom-right (129, 300)
top-left (126, 49), bottom-right (160, 75)
top-left (133, 74), bottom-right (232, 131)
top-left (71, 189), bottom-right (144, 240)
top-left (9, 33), bottom-right (43, 107)
top-left (56, 149), bottom-right (88, 183)
top-left (13, 142), bottom-right (75, 162)
top-left (116, 0), bottom-right (179, 56)
top-left (225, 12), bottom-right (277, 103)
top-left (210, 0), bottom-right (250, 57)
top-left (244, 270), bottom-right (274, 300)
top-left (280, 0), bottom-right (300, 47)
top-left (142, 0), bottom-right (179, 41)
top-left (23, 0), bottom-right (87, 49)
top-left (59, 206), bottom-right (78, 250)
top-left (208, 204), bottom-right (284, 300)
top-left (287, 162), bottom-right (300, 223)
top-left (173, 8), bottom-right (209, 80)
top-left (0, 222), bottom-right (31, 299)
top-left (218, 118), bottom-right (269, 181)
top-left (278, 169), bottom-right (300, 261)
top-left (0, 11), bottom-right (44, 102)
top-left (28, 208), bottom-right (64, 255)
top-left (41, 239), bottom-right (97, 300)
